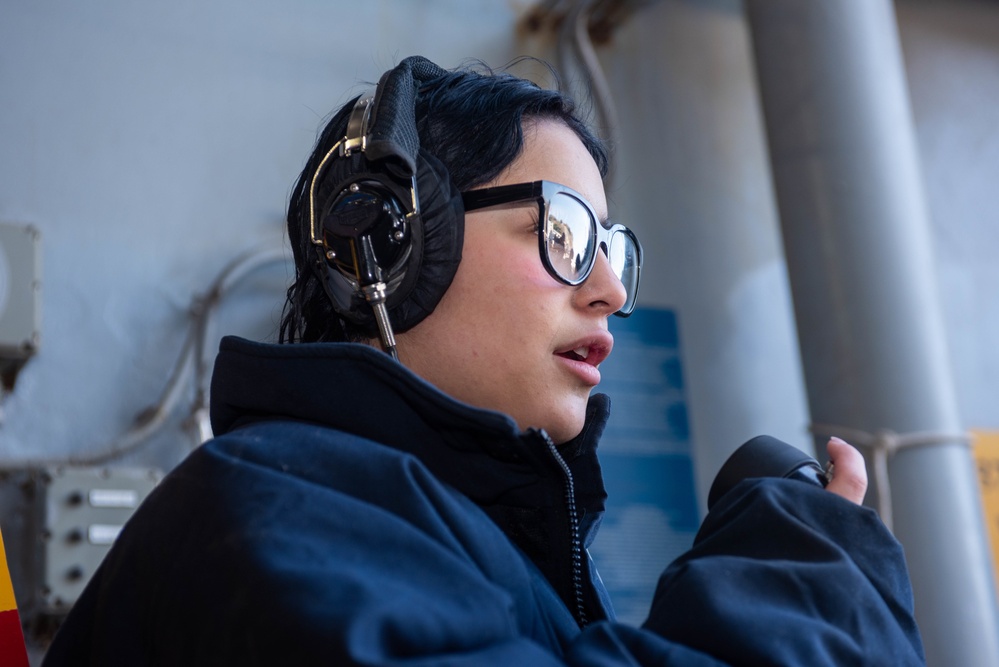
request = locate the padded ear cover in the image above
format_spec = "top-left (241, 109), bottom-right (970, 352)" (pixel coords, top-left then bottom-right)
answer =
top-left (316, 57), bottom-right (465, 337)
top-left (393, 149), bottom-right (464, 331)
top-left (320, 149), bottom-right (465, 336)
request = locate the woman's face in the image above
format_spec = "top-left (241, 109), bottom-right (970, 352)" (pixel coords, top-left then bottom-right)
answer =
top-left (394, 119), bottom-right (627, 443)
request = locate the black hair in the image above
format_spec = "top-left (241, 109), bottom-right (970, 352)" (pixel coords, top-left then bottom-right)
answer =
top-left (278, 59), bottom-right (608, 344)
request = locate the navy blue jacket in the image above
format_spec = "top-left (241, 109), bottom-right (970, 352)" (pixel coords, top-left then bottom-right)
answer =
top-left (44, 337), bottom-right (924, 665)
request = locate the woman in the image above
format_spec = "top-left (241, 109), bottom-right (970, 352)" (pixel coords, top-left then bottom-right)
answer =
top-left (44, 56), bottom-right (923, 666)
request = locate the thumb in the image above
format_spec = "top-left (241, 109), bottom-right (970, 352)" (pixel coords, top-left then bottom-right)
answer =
top-left (825, 437), bottom-right (867, 505)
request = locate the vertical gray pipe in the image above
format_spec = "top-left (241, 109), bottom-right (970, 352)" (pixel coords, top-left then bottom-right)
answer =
top-left (744, 1), bottom-right (999, 665)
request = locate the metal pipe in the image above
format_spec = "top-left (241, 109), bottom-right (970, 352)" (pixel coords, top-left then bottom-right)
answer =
top-left (744, 1), bottom-right (999, 664)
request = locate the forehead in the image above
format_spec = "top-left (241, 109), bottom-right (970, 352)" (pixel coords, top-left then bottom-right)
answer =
top-left (491, 119), bottom-right (607, 221)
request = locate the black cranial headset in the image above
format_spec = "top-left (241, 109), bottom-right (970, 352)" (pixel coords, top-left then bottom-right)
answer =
top-left (308, 56), bottom-right (464, 359)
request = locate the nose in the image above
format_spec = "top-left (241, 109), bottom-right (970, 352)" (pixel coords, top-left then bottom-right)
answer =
top-left (575, 247), bottom-right (628, 315)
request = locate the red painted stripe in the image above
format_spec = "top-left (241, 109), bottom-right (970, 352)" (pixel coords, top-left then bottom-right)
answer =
top-left (0, 608), bottom-right (29, 667)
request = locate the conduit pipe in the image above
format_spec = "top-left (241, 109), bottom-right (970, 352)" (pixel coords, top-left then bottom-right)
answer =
top-left (67, 244), bottom-right (289, 466)
top-left (744, 1), bottom-right (999, 665)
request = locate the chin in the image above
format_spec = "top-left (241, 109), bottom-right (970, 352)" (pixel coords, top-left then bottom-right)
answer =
top-left (519, 393), bottom-right (589, 444)
top-left (545, 412), bottom-right (587, 445)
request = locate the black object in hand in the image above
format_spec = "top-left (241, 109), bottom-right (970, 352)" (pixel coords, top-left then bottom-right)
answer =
top-left (707, 435), bottom-right (829, 511)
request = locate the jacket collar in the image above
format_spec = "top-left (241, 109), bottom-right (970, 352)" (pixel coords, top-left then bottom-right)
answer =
top-left (210, 336), bottom-right (610, 508)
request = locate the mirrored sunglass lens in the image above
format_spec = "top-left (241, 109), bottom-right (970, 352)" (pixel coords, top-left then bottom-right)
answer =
top-left (545, 193), bottom-right (594, 283)
top-left (609, 232), bottom-right (640, 313)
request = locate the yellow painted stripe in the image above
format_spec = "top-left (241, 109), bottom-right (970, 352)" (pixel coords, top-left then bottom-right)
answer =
top-left (973, 430), bottom-right (999, 598)
top-left (0, 528), bottom-right (17, 612)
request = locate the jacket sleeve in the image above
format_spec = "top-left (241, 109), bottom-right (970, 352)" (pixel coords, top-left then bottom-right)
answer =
top-left (641, 477), bottom-right (926, 666)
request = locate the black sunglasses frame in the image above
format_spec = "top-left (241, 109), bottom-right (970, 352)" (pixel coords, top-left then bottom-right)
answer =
top-left (461, 180), bottom-right (642, 316)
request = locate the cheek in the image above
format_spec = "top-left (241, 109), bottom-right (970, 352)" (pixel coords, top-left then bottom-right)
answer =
top-left (482, 267), bottom-right (563, 345)
top-left (462, 243), bottom-right (558, 306)
top-left (437, 227), bottom-right (568, 351)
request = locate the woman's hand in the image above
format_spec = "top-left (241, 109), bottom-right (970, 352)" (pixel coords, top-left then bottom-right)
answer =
top-left (825, 437), bottom-right (868, 505)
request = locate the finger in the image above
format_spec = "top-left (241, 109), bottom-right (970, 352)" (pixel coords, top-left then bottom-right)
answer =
top-left (824, 437), bottom-right (867, 505)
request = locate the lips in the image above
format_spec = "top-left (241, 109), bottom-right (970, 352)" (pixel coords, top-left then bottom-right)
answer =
top-left (554, 332), bottom-right (613, 368)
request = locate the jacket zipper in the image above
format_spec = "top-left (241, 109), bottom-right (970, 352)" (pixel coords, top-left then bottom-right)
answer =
top-left (538, 429), bottom-right (588, 628)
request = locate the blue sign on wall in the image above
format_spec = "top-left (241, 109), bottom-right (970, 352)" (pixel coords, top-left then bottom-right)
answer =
top-left (590, 307), bottom-right (699, 626)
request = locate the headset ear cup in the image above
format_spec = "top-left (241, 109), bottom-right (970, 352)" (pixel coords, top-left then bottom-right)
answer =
top-left (312, 149), bottom-right (463, 335)
top-left (312, 152), bottom-right (389, 330)
top-left (385, 148), bottom-right (464, 332)
top-left (307, 56), bottom-right (462, 340)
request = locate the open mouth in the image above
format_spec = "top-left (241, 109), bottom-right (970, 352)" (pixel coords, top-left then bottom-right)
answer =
top-left (554, 338), bottom-right (611, 367)
top-left (557, 346), bottom-right (592, 363)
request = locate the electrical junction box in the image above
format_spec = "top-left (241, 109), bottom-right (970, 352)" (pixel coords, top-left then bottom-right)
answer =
top-left (0, 222), bottom-right (41, 359)
top-left (38, 467), bottom-right (161, 613)
top-left (0, 466), bottom-right (161, 633)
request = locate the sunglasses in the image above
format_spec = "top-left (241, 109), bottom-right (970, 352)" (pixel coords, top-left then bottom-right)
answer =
top-left (461, 180), bottom-right (642, 316)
